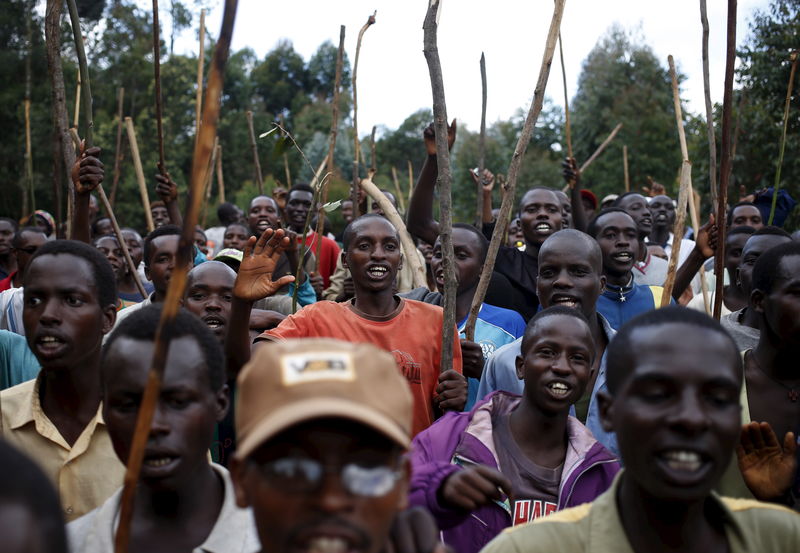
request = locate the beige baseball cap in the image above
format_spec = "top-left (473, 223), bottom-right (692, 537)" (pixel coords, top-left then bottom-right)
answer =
top-left (235, 338), bottom-right (414, 459)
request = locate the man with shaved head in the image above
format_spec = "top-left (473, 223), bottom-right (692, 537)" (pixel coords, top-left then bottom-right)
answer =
top-left (479, 229), bottom-right (621, 455)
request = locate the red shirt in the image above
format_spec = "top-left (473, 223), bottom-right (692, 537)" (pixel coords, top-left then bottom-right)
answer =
top-left (0, 271), bottom-right (17, 292)
top-left (261, 298), bottom-right (463, 436)
top-left (298, 231), bottom-right (340, 289)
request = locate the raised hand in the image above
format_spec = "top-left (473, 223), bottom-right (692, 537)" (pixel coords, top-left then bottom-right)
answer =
top-left (440, 465), bottom-right (513, 511)
top-left (562, 157), bottom-right (580, 188)
top-left (234, 228), bottom-right (295, 302)
top-left (155, 172), bottom-right (178, 203)
top-left (736, 421), bottom-right (797, 501)
top-left (71, 143), bottom-right (104, 195)
top-left (694, 214), bottom-right (718, 259)
top-left (423, 119), bottom-right (457, 156)
top-left (470, 168), bottom-right (495, 194)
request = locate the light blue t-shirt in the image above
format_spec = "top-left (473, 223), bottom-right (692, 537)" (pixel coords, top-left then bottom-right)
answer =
top-left (0, 329), bottom-right (40, 390)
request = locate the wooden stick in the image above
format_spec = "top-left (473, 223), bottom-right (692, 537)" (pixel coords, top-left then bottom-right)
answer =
top-left (318, 25), bottom-right (346, 244)
top-left (558, 34), bottom-right (573, 160)
top-left (280, 113), bottom-right (292, 187)
top-left (201, 136), bottom-right (219, 228)
top-left (476, 52), bottom-right (487, 227)
top-left (465, 0), bottom-right (566, 341)
top-left (73, 68), bottom-right (81, 129)
top-left (360, 172), bottom-right (426, 288)
top-left (64, 5), bottom-right (147, 301)
top-left (767, 50), bottom-right (798, 225)
top-left (351, 11), bottom-right (377, 217)
top-left (714, 0), bottom-right (737, 320)
top-left (407, 159), bottom-right (414, 206)
top-left (423, 0), bottom-right (457, 374)
top-left (194, 8), bottom-right (205, 146)
top-left (246, 110), bottom-right (264, 194)
top-left (125, 117), bottom-right (155, 232)
top-left (216, 143), bottom-right (225, 204)
top-left (110, 87), bottom-right (125, 209)
top-left (667, 55), bottom-right (709, 312)
top-left (24, 0), bottom-right (34, 214)
top-left (660, 160), bottom-right (691, 305)
top-left (45, 0), bottom-right (76, 238)
top-left (391, 166), bottom-right (406, 212)
top-left (370, 125), bottom-right (377, 172)
top-left (579, 122), bottom-right (622, 173)
top-left (24, 100), bottom-right (35, 213)
top-left (623, 145), bottom-right (630, 192)
top-left (152, 0), bottom-right (167, 175)
top-left (114, 2), bottom-right (239, 551)
top-left (699, 0), bottom-right (718, 212)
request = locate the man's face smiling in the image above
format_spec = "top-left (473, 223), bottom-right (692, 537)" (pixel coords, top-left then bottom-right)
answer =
top-left (516, 315), bottom-right (593, 414)
top-left (232, 418), bottom-right (408, 553)
top-left (594, 212), bottom-right (638, 280)
top-left (249, 197), bottom-right (281, 236)
top-left (285, 191), bottom-right (314, 232)
top-left (600, 323), bottom-right (741, 503)
top-left (184, 263), bottom-right (235, 342)
top-left (430, 228), bottom-right (482, 295)
top-left (145, 235), bottom-right (179, 296)
top-left (103, 335), bottom-right (227, 491)
top-left (648, 195), bottom-right (675, 230)
top-left (537, 235), bottom-right (605, 319)
top-left (731, 205), bottom-right (763, 230)
top-left (23, 254), bottom-right (115, 370)
top-left (151, 206), bottom-right (170, 228)
top-left (518, 189), bottom-right (563, 248)
top-left (343, 218), bottom-right (401, 294)
top-left (616, 194), bottom-right (653, 240)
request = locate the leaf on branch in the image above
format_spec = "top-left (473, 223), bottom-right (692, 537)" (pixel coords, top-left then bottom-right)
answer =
top-left (259, 126), bottom-right (279, 139)
top-left (322, 200), bottom-right (341, 213)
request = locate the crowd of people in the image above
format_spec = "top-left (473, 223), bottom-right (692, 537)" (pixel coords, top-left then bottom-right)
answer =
top-left (0, 120), bottom-right (799, 553)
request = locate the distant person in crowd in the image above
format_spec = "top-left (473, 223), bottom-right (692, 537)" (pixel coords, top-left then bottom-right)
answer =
top-left (614, 192), bottom-right (669, 287)
top-left (0, 216), bottom-right (18, 281)
top-left (0, 226), bottom-right (48, 292)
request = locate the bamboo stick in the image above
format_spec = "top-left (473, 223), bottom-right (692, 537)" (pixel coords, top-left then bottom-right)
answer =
top-left (351, 11), bottom-right (377, 217)
top-left (317, 25), bottom-right (345, 246)
top-left (64, 3), bottom-right (147, 300)
top-left (370, 125), bottom-right (377, 172)
top-left (216, 144), bottom-right (225, 204)
top-left (623, 145), bottom-right (630, 192)
top-left (667, 55), bottom-right (709, 311)
top-left (114, 1), bottom-right (239, 551)
top-left (246, 110), bottom-right (264, 194)
top-left (152, 0), bottom-right (167, 175)
top-left (73, 69), bottom-right (80, 129)
top-left (700, 0), bottom-right (718, 212)
top-left (767, 51), bottom-right (798, 225)
top-left (580, 122), bottom-right (622, 173)
top-left (124, 117), bottom-right (155, 232)
top-left (714, 0), bottom-right (737, 320)
top-left (558, 34), bottom-right (573, 160)
top-left (660, 160), bottom-right (691, 305)
top-left (110, 87), bottom-right (125, 209)
top-left (465, 0), bottom-right (566, 341)
top-left (201, 136), bottom-right (219, 228)
top-left (476, 52), bottom-right (487, 227)
top-left (391, 166), bottom-right (405, 212)
top-left (194, 8), bottom-right (205, 145)
top-left (407, 159), bottom-right (414, 205)
top-left (423, 0), bottom-right (457, 374)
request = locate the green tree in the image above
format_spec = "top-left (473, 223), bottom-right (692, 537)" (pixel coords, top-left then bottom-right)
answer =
top-left (571, 26), bottom-right (682, 198)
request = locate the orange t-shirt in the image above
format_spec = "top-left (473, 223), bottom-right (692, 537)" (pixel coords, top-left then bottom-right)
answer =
top-left (260, 298), bottom-right (463, 436)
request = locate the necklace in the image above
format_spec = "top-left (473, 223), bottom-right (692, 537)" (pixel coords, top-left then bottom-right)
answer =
top-left (605, 274), bottom-right (634, 303)
top-left (748, 350), bottom-right (800, 402)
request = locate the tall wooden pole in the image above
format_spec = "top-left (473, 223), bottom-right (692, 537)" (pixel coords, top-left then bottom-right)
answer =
top-left (195, 8), bottom-right (205, 145)
top-left (152, 0), bottom-right (167, 175)
top-left (714, 0), bottom-right (737, 320)
top-left (125, 117), bottom-right (155, 232)
top-left (109, 87), bottom-right (125, 209)
top-left (476, 52), bottom-right (487, 228)
top-left (700, 0), bottom-right (718, 212)
top-left (623, 145), bottom-right (630, 192)
top-left (768, 51), bottom-right (798, 225)
top-left (558, 34), bottom-right (573, 160)
top-left (216, 144), bottom-right (225, 204)
top-left (114, 1), bottom-right (239, 551)
top-left (465, 0), bottom-right (566, 341)
top-left (246, 110), bottom-right (264, 194)
top-left (351, 11), bottom-right (377, 217)
top-left (423, 0), bottom-right (457, 373)
top-left (73, 69), bottom-right (81, 129)
top-left (24, 0), bottom-right (35, 214)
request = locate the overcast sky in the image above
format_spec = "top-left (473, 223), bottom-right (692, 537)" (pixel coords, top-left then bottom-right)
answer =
top-left (166, 0), bottom-right (770, 136)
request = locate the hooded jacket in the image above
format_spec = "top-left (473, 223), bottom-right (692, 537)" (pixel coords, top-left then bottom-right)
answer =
top-left (409, 392), bottom-right (619, 553)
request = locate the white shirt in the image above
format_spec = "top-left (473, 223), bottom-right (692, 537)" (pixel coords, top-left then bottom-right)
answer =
top-left (0, 287), bottom-right (25, 335)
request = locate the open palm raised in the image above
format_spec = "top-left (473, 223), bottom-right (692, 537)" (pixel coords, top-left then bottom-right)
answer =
top-left (234, 228), bottom-right (296, 302)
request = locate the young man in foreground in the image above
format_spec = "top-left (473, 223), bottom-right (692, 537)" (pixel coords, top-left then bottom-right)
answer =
top-left (69, 306), bottom-right (259, 552)
top-left (231, 338), bottom-right (448, 553)
top-left (481, 307), bottom-right (800, 553)
top-left (411, 307), bottom-right (618, 553)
